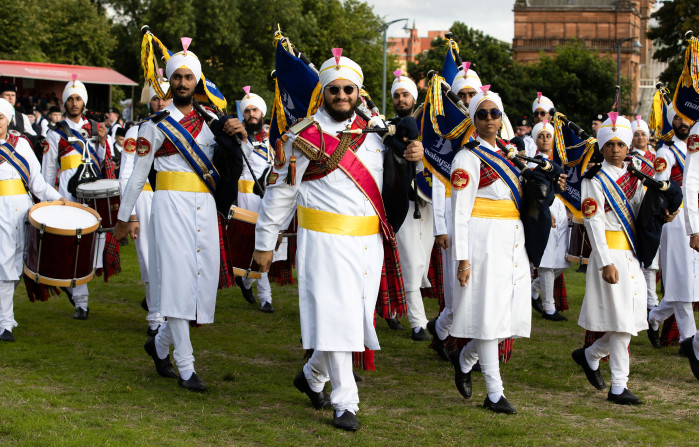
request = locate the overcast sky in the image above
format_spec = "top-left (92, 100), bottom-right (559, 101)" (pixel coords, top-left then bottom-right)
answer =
top-left (363, 0), bottom-right (517, 43)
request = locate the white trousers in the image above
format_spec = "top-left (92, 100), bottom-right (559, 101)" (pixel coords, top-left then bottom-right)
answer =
top-left (532, 267), bottom-right (565, 314)
top-left (68, 283), bottom-right (88, 310)
top-left (155, 318), bottom-right (195, 375)
top-left (303, 350), bottom-right (358, 413)
top-left (585, 332), bottom-right (631, 389)
top-left (477, 339), bottom-right (504, 399)
top-left (0, 280), bottom-right (19, 332)
top-left (457, 339), bottom-right (479, 373)
top-left (435, 244), bottom-right (455, 340)
top-left (643, 268), bottom-right (659, 309)
top-left (243, 272), bottom-right (272, 304)
top-left (144, 283), bottom-right (164, 329)
top-left (649, 300), bottom-right (697, 341)
top-left (406, 290), bottom-right (428, 330)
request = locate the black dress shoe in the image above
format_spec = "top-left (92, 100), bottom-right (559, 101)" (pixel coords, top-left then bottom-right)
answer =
top-left (333, 411), bottom-right (360, 431)
top-left (73, 307), bottom-right (89, 320)
top-left (531, 298), bottom-right (544, 314)
top-left (647, 318), bottom-right (661, 348)
top-left (0, 329), bottom-right (15, 342)
top-left (235, 276), bottom-right (256, 304)
top-left (571, 347), bottom-right (605, 390)
top-left (483, 396), bottom-right (517, 414)
top-left (411, 327), bottom-right (431, 341)
top-left (179, 372), bottom-right (207, 392)
top-left (141, 297), bottom-right (149, 312)
top-left (353, 370), bottom-right (362, 382)
top-left (260, 301), bottom-right (274, 313)
top-left (607, 388), bottom-right (642, 405)
top-left (472, 361), bottom-right (481, 373)
top-left (427, 318), bottom-right (449, 361)
top-left (385, 317), bottom-right (404, 330)
top-left (680, 336), bottom-right (699, 381)
top-left (144, 338), bottom-right (177, 379)
top-left (146, 325), bottom-right (160, 337)
top-left (543, 311), bottom-right (568, 321)
top-left (293, 370), bottom-right (332, 409)
top-left (449, 350), bottom-right (472, 399)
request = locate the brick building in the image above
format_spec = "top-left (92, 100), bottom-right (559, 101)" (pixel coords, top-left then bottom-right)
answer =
top-left (388, 23), bottom-right (449, 72)
top-left (513, 0), bottom-right (662, 115)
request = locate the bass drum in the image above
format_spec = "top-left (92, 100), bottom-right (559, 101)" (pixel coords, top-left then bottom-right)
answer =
top-left (76, 179), bottom-right (121, 231)
top-left (567, 216), bottom-right (591, 265)
top-left (221, 206), bottom-right (262, 280)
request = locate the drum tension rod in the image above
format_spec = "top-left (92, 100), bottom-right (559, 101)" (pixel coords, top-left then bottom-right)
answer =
top-left (34, 223), bottom-right (46, 284)
top-left (71, 228), bottom-right (82, 288)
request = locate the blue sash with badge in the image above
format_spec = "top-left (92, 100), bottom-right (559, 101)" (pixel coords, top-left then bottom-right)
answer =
top-left (54, 127), bottom-right (103, 177)
top-left (667, 143), bottom-right (685, 172)
top-left (155, 115), bottom-right (220, 195)
top-left (0, 139), bottom-right (30, 186)
top-left (470, 144), bottom-right (523, 210)
top-left (594, 169), bottom-right (638, 255)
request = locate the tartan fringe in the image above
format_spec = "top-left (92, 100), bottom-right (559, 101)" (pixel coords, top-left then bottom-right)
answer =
top-left (98, 233), bottom-right (121, 282)
top-left (660, 314), bottom-right (680, 347)
top-left (217, 214), bottom-right (233, 290)
top-left (23, 273), bottom-right (61, 302)
top-left (421, 242), bottom-right (444, 302)
top-left (443, 336), bottom-right (515, 364)
top-left (353, 349), bottom-right (376, 371)
top-left (554, 273), bottom-right (568, 311)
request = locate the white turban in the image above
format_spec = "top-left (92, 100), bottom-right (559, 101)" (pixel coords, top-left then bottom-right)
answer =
top-left (240, 88), bottom-right (267, 117)
top-left (318, 49), bottom-right (363, 90)
top-left (532, 93), bottom-right (554, 114)
top-left (597, 114), bottom-right (632, 149)
top-left (468, 86), bottom-right (504, 123)
top-left (631, 115), bottom-right (650, 136)
top-left (149, 80), bottom-right (170, 100)
top-left (666, 102), bottom-right (677, 125)
top-left (166, 40), bottom-right (202, 84)
top-left (390, 70), bottom-right (418, 101)
top-left (63, 78), bottom-right (88, 105)
top-left (0, 98), bottom-right (15, 123)
top-left (451, 68), bottom-right (482, 97)
top-left (532, 120), bottom-right (554, 142)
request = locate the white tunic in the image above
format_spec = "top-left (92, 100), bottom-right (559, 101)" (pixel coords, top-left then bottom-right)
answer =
top-left (118, 104), bottom-right (219, 324)
top-left (578, 161), bottom-right (647, 335)
top-left (0, 135), bottom-right (62, 281)
top-left (449, 138), bottom-right (531, 340)
top-left (684, 122), bottom-right (699, 236)
top-left (538, 196), bottom-right (569, 269)
top-left (655, 137), bottom-right (699, 302)
top-left (119, 126), bottom-right (153, 283)
top-left (432, 174), bottom-right (455, 308)
top-left (255, 107), bottom-right (385, 352)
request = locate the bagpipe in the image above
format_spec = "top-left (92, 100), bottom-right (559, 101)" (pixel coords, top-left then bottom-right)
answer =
top-left (139, 26), bottom-right (243, 213)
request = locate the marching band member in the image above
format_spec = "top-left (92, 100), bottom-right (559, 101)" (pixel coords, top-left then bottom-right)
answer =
top-left (448, 86), bottom-right (530, 414)
top-left (0, 98), bottom-right (63, 342)
top-left (119, 81), bottom-right (171, 336)
top-left (680, 122), bottom-right (699, 381)
top-left (573, 114), bottom-right (664, 405)
top-left (531, 93), bottom-right (554, 125)
top-left (647, 105), bottom-right (698, 347)
top-left (115, 39), bottom-right (240, 392)
top-left (530, 120), bottom-right (569, 321)
top-left (391, 71), bottom-right (433, 341)
top-left (43, 77), bottom-right (112, 320)
top-left (234, 87), bottom-right (277, 313)
top-left (252, 50), bottom-right (423, 431)
top-left (427, 65), bottom-right (483, 360)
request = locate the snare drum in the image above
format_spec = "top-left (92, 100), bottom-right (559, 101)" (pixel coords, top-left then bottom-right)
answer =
top-left (567, 216), bottom-right (591, 265)
top-left (76, 179), bottom-right (121, 231)
top-left (222, 206), bottom-right (262, 279)
top-left (24, 201), bottom-right (100, 287)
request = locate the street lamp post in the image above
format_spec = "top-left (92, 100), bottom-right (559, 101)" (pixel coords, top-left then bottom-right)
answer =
top-left (613, 36), bottom-right (642, 87)
top-left (381, 18), bottom-right (409, 116)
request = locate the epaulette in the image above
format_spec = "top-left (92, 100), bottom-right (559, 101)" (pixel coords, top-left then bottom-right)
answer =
top-left (288, 116), bottom-right (315, 136)
top-left (149, 110), bottom-right (170, 124)
top-left (274, 117), bottom-right (316, 168)
top-left (8, 129), bottom-right (21, 137)
top-left (463, 140), bottom-right (479, 150)
top-left (582, 162), bottom-right (603, 180)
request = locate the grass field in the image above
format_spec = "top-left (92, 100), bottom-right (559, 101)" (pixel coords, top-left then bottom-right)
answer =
top-left (1, 242), bottom-right (698, 446)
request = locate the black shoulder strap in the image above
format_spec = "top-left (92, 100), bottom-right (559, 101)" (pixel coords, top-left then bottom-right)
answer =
top-left (88, 119), bottom-right (99, 138)
top-left (464, 140), bottom-right (479, 150)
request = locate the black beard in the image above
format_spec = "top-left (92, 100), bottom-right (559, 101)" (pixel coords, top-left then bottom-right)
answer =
top-left (674, 124), bottom-right (690, 140)
top-left (66, 107), bottom-right (83, 119)
top-left (245, 120), bottom-right (263, 136)
top-left (395, 106), bottom-right (413, 118)
top-left (173, 91), bottom-right (193, 107)
top-left (326, 101), bottom-right (356, 122)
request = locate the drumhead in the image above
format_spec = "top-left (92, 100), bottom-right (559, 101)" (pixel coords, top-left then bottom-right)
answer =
top-left (29, 202), bottom-right (100, 233)
top-left (77, 179), bottom-right (121, 195)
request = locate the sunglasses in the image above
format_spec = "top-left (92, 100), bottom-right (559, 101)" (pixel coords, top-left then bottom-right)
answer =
top-left (534, 111), bottom-right (548, 117)
top-left (325, 85), bottom-right (356, 96)
top-left (475, 108), bottom-right (503, 120)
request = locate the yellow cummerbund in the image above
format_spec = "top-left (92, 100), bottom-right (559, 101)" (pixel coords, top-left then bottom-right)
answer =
top-left (471, 197), bottom-right (520, 220)
top-left (0, 179), bottom-right (27, 196)
top-left (60, 154), bottom-right (83, 171)
top-left (143, 182), bottom-right (153, 192)
top-left (238, 179), bottom-right (255, 194)
top-left (605, 230), bottom-right (632, 251)
top-left (156, 171), bottom-right (208, 193)
top-left (297, 205), bottom-right (380, 236)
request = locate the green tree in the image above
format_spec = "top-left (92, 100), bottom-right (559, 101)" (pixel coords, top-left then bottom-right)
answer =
top-left (0, 1), bottom-right (48, 61)
top-left (647, 0), bottom-right (698, 85)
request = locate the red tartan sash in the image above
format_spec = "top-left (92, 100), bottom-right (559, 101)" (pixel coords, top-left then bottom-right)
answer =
top-left (300, 117), bottom-right (367, 181)
top-left (478, 149), bottom-right (515, 189)
top-left (670, 163), bottom-right (683, 184)
top-left (295, 119), bottom-right (407, 316)
top-left (603, 171), bottom-right (639, 213)
top-left (156, 110), bottom-right (204, 158)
